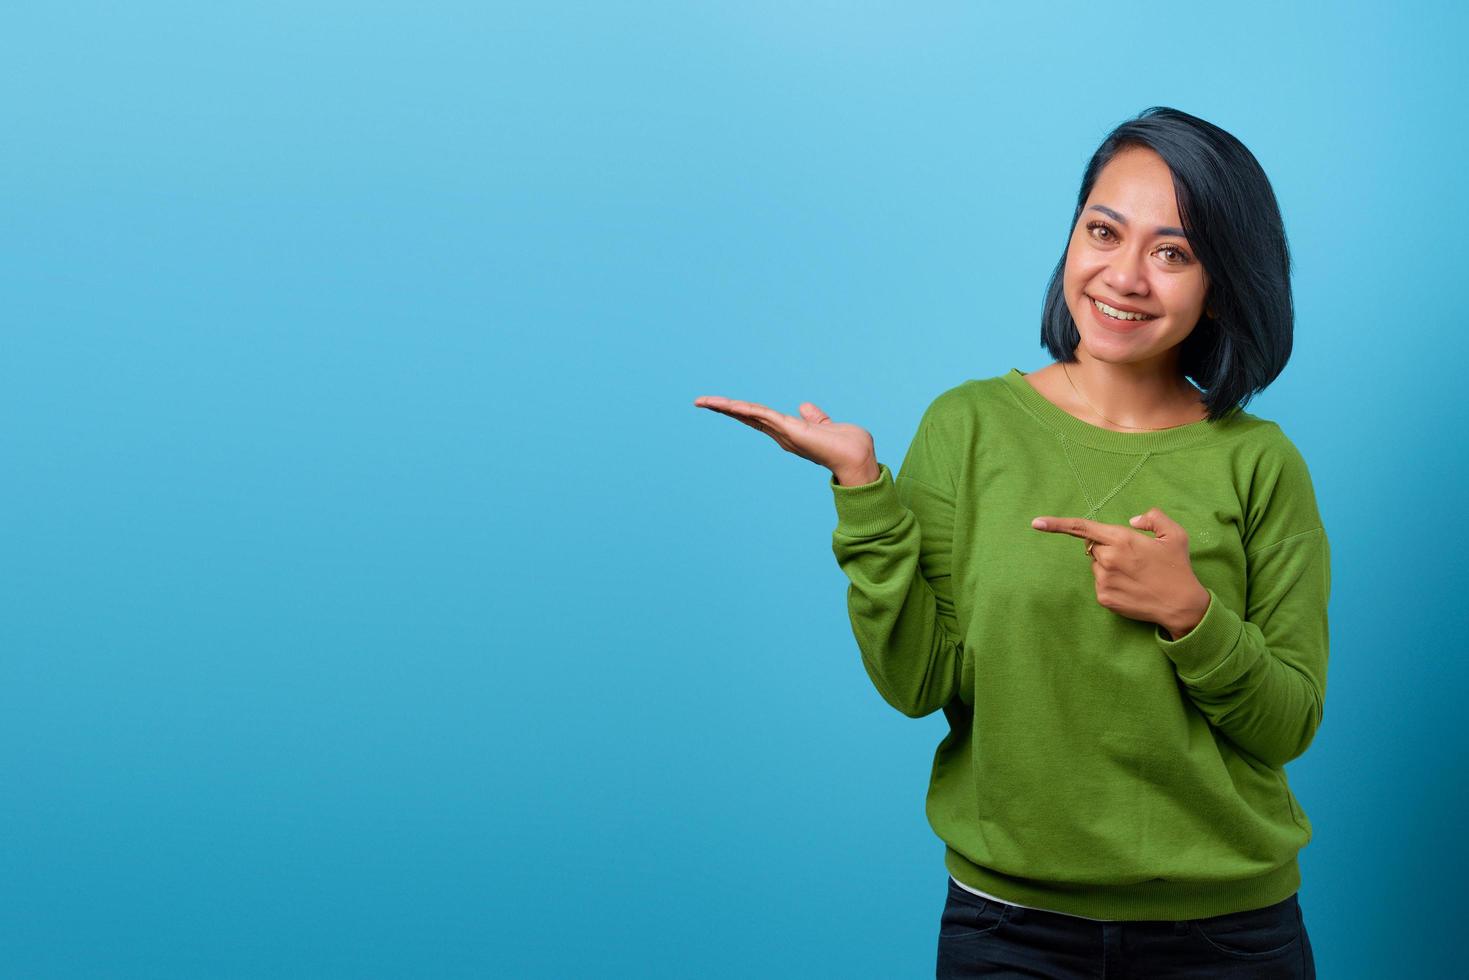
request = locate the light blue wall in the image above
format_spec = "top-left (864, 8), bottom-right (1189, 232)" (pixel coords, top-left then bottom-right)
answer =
top-left (4, 2), bottom-right (1463, 976)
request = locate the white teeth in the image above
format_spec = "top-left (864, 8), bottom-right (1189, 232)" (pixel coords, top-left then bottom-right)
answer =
top-left (1092, 297), bottom-right (1155, 321)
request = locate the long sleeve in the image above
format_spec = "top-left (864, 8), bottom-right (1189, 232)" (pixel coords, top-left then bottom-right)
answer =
top-left (1154, 433), bottom-right (1332, 768)
top-left (830, 406), bottom-right (961, 719)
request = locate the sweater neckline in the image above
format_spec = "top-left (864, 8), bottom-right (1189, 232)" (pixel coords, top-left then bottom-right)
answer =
top-left (999, 367), bottom-right (1225, 454)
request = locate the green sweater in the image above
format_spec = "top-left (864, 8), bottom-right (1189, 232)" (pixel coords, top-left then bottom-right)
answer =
top-left (829, 368), bottom-right (1331, 922)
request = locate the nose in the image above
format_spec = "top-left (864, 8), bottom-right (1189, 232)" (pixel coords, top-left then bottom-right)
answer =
top-left (1103, 247), bottom-right (1150, 297)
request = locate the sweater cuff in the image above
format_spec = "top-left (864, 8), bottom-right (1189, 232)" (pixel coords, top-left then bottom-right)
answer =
top-left (1154, 587), bottom-right (1244, 683)
top-left (830, 462), bottom-right (906, 536)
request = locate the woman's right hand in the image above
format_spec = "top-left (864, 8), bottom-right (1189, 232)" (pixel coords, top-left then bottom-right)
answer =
top-left (693, 395), bottom-right (881, 486)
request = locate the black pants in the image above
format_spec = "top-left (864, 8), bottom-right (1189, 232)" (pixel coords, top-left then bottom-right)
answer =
top-left (937, 877), bottom-right (1316, 978)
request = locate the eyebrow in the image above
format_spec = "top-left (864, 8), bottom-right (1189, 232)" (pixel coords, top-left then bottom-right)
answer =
top-left (1086, 204), bottom-right (1188, 239)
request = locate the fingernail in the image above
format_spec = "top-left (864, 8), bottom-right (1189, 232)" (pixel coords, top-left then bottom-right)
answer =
top-left (1129, 515), bottom-right (1142, 525)
top-left (1031, 518), bottom-right (1046, 530)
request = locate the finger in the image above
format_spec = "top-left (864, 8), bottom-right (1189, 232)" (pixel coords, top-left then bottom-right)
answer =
top-left (1127, 507), bottom-right (1183, 539)
top-left (694, 395), bottom-right (744, 412)
top-left (695, 395), bottom-right (764, 414)
top-left (1029, 516), bottom-right (1129, 544)
top-left (704, 404), bottom-right (775, 434)
top-left (695, 396), bottom-right (796, 431)
top-left (798, 402), bottom-right (831, 424)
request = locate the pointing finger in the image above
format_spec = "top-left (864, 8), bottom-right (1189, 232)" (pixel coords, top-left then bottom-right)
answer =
top-left (1030, 516), bottom-right (1128, 545)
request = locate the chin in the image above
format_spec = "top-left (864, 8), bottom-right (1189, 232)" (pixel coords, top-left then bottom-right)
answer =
top-left (1072, 324), bottom-right (1153, 365)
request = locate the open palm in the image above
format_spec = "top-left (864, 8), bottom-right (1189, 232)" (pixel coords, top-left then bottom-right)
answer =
top-left (693, 395), bottom-right (878, 484)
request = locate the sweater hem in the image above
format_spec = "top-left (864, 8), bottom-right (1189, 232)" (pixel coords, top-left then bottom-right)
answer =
top-left (943, 846), bottom-right (1300, 922)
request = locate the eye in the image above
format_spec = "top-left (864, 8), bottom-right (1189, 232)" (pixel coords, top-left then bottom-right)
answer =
top-left (1085, 221), bottom-right (1192, 265)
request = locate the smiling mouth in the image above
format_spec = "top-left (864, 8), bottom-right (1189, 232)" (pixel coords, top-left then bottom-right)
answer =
top-left (1088, 295), bottom-right (1158, 322)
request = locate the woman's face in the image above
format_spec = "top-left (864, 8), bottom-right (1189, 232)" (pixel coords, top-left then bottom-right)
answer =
top-left (1062, 145), bottom-right (1211, 367)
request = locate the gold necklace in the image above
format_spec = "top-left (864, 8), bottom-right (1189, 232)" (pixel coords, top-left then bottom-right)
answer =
top-left (1061, 361), bottom-right (1208, 431)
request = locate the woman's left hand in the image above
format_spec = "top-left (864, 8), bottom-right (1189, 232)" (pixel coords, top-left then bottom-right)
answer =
top-left (1030, 507), bottom-right (1211, 641)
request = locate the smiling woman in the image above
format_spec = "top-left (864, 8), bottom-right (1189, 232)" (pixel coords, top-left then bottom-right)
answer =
top-left (694, 105), bottom-right (1324, 979)
top-left (1038, 108), bottom-right (1296, 428)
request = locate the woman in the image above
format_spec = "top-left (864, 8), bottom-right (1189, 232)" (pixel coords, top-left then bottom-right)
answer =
top-left (693, 106), bottom-right (1326, 979)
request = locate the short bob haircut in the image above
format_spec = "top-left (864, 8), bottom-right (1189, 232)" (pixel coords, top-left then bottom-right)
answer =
top-left (1039, 106), bottom-right (1293, 421)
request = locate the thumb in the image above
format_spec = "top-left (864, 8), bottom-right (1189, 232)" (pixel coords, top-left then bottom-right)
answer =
top-left (799, 402), bottom-right (831, 424)
top-left (1128, 507), bottom-right (1181, 538)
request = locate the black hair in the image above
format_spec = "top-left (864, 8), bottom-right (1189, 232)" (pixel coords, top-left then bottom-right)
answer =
top-left (1039, 106), bottom-right (1293, 421)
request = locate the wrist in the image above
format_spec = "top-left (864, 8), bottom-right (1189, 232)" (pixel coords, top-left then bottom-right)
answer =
top-left (1162, 585), bottom-right (1211, 641)
top-left (833, 462), bottom-right (881, 487)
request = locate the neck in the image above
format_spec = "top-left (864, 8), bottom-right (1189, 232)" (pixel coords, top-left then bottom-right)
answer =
top-left (1063, 352), bottom-right (1202, 427)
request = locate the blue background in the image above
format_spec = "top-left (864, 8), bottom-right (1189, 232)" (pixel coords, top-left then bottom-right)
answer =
top-left (4, 2), bottom-right (1464, 977)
